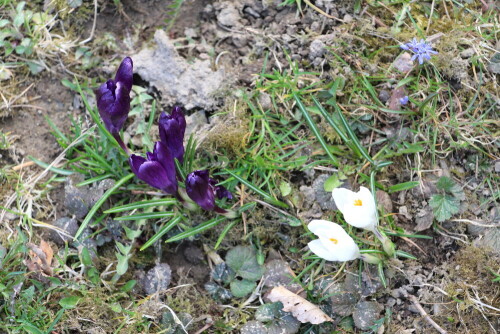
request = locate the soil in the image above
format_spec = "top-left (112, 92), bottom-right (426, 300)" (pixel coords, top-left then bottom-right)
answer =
top-left (0, 0), bottom-right (498, 333)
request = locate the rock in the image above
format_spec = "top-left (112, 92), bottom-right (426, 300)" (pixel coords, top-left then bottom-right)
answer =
top-left (240, 321), bottom-right (267, 334)
top-left (134, 30), bottom-right (227, 110)
top-left (495, 160), bottom-right (500, 173)
top-left (460, 48), bottom-right (474, 59)
top-left (487, 53), bottom-right (500, 74)
top-left (343, 14), bottom-right (353, 23)
top-left (258, 92), bottom-right (272, 110)
top-left (141, 263), bottom-right (172, 295)
top-left (64, 174), bottom-right (91, 219)
top-left (376, 190), bottom-right (393, 214)
top-left (48, 217), bottom-right (78, 246)
top-left (309, 39), bottom-right (326, 60)
top-left (415, 207), bottom-right (434, 231)
top-left (263, 260), bottom-right (302, 293)
top-left (312, 174), bottom-right (337, 211)
top-left (352, 301), bottom-right (382, 330)
top-left (393, 52), bottom-right (414, 73)
top-left (378, 90), bottom-right (390, 103)
top-left (299, 185), bottom-right (315, 209)
top-left (74, 227), bottom-right (97, 259)
top-left (217, 2), bottom-right (241, 27)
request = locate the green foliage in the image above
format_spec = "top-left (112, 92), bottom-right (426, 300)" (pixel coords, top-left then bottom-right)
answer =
top-left (226, 246), bottom-right (265, 281)
top-left (430, 176), bottom-right (464, 222)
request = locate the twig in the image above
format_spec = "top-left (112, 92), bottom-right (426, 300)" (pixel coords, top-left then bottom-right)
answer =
top-left (408, 294), bottom-right (448, 334)
top-left (302, 0), bottom-right (346, 23)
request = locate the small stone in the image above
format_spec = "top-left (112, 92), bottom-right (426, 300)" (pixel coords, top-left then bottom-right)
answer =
top-left (398, 205), bottom-right (411, 220)
top-left (312, 174), bottom-right (337, 211)
top-left (309, 39), bottom-right (326, 60)
top-left (487, 53), bottom-right (500, 74)
top-left (376, 190), bottom-right (393, 214)
top-left (243, 6), bottom-right (260, 18)
top-left (343, 14), bottom-right (353, 23)
top-left (49, 217), bottom-right (79, 246)
top-left (378, 90), bottom-right (390, 103)
top-left (263, 260), bottom-right (302, 293)
top-left (64, 174), bottom-right (91, 219)
top-left (258, 92), bottom-right (272, 110)
top-left (240, 321), bottom-right (267, 334)
top-left (393, 52), bottom-right (414, 73)
top-left (460, 48), bottom-right (474, 59)
top-left (141, 263), bottom-right (172, 295)
top-left (495, 161), bottom-right (500, 173)
top-left (352, 301), bottom-right (383, 330)
top-left (217, 2), bottom-right (241, 27)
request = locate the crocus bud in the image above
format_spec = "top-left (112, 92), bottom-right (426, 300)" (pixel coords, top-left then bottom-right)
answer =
top-left (307, 220), bottom-right (361, 262)
top-left (159, 106), bottom-right (186, 163)
top-left (95, 57), bottom-right (133, 135)
top-left (185, 170), bottom-right (235, 217)
top-left (331, 186), bottom-right (377, 231)
top-left (129, 142), bottom-right (177, 195)
top-left (185, 170), bottom-right (215, 211)
top-left (359, 253), bottom-right (382, 265)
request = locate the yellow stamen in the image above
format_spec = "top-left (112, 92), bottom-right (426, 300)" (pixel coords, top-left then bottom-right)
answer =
top-left (329, 238), bottom-right (338, 244)
top-left (354, 199), bottom-right (363, 206)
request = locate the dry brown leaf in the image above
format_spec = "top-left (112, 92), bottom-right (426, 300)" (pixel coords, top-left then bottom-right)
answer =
top-left (267, 286), bottom-right (333, 324)
top-left (26, 240), bottom-right (54, 276)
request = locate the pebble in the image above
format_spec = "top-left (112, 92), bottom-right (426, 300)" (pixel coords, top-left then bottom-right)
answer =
top-left (141, 263), bottom-right (172, 295)
top-left (309, 39), bottom-right (326, 60)
top-left (353, 301), bottom-right (382, 330)
top-left (48, 217), bottom-right (79, 246)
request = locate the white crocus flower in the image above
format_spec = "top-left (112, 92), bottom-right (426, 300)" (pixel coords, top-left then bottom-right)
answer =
top-left (331, 186), bottom-right (377, 231)
top-left (307, 220), bottom-right (360, 262)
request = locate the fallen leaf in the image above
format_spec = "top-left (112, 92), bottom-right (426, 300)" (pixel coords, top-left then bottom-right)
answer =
top-left (267, 286), bottom-right (333, 324)
top-left (26, 240), bottom-right (54, 276)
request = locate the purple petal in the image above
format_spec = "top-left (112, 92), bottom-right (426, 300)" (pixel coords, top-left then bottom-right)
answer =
top-left (129, 154), bottom-right (147, 175)
top-left (137, 161), bottom-right (173, 192)
top-left (400, 44), bottom-right (409, 50)
top-left (154, 142), bottom-right (177, 193)
top-left (186, 170), bottom-right (215, 211)
top-left (114, 57), bottom-right (133, 93)
top-left (215, 186), bottom-right (233, 200)
top-left (159, 107), bottom-right (186, 163)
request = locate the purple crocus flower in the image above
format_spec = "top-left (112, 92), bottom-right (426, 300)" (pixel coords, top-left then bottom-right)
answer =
top-left (400, 38), bottom-right (438, 65)
top-left (95, 57), bottom-right (133, 152)
top-left (129, 141), bottom-right (177, 195)
top-left (185, 170), bottom-right (232, 213)
top-left (159, 106), bottom-right (186, 163)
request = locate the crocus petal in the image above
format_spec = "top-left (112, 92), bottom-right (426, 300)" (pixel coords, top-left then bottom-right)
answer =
top-left (332, 187), bottom-right (377, 230)
top-left (153, 142), bottom-right (177, 194)
top-left (331, 188), bottom-right (352, 212)
top-left (159, 107), bottom-right (186, 163)
top-left (114, 57), bottom-right (133, 92)
top-left (186, 170), bottom-right (215, 211)
top-left (96, 80), bottom-right (131, 134)
top-left (137, 161), bottom-right (173, 192)
top-left (307, 220), bottom-right (360, 261)
top-left (129, 154), bottom-right (146, 175)
top-left (308, 240), bottom-right (341, 261)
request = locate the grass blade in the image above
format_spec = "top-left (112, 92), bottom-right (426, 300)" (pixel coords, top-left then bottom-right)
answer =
top-left (224, 170), bottom-right (289, 209)
top-left (388, 181), bottom-right (419, 193)
top-left (105, 198), bottom-right (177, 213)
top-left (293, 93), bottom-right (339, 166)
top-left (140, 216), bottom-right (182, 251)
top-left (29, 156), bottom-right (74, 175)
top-left (214, 219), bottom-right (239, 250)
top-left (166, 216), bottom-right (226, 243)
top-left (75, 173), bottom-right (135, 239)
top-left (114, 211), bottom-right (174, 221)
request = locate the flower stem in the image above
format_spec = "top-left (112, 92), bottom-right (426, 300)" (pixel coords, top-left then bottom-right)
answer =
top-left (112, 132), bottom-right (130, 155)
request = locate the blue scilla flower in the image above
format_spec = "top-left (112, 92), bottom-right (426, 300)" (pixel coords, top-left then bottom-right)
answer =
top-left (400, 38), bottom-right (438, 65)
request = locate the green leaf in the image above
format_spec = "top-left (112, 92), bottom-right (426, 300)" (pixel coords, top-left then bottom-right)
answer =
top-left (225, 246), bottom-right (265, 281)
top-left (123, 226), bottom-right (141, 240)
top-left (110, 302), bottom-right (122, 313)
top-left (115, 252), bottom-right (130, 276)
top-left (80, 247), bottom-right (93, 266)
top-left (121, 280), bottom-right (137, 292)
top-left (104, 198), bottom-right (177, 214)
top-left (59, 296), bottom-right (80, 309)
top-left (323, 174), bottom-right (341, 192)
top-left (279, 181), bottom-right (292, 197)
top-left (388, 181), bottom-right (419, 193)
top-left (429, 194), bottom-right (460, 222)
top-left (140, 216), bottom-right (182, 251)
top-left (436, 176), bottom-right (455, 192)
top-left (230, 279), bottom-right (256, 298)
top-left (166, 216), bottom-right (225, 243)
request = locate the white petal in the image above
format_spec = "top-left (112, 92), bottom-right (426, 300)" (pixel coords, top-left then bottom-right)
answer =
top-left (308, 239), bottom-right (339, 261)
top-left (308, 220), bottom-right (343, 236)
top-left (331, 187), bottom-right (354, 213)
top-left (358, 187), bottom-right (376, 212)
